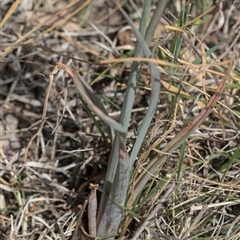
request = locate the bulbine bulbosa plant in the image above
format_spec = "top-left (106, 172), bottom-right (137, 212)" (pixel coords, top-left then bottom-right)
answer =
top-left (56, 1), bottom-right (234, 239)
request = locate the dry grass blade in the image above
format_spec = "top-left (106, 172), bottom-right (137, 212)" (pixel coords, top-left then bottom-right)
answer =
top-left (23, 65), bottom-right (59, 163)
top-left (0, 0), bottom-right (21, 28)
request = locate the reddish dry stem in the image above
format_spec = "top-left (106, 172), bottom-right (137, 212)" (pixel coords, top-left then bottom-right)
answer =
top-left (88, 183), bottom-right (98, 237)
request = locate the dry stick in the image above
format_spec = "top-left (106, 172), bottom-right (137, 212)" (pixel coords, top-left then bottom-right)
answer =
top-left (181, 205), bottom-right (208, 239)
top-left (227, 214), bottom-right (240, 236)
top-left (51, 76), bottom-right (69, 135)
top-left (189, 173), bottom-right (240, 190)
top-left (219, 31), bottom-right (240, 60)
top-left (71, 200), bottom-right (88, 240)
top-left (133, 61), bottom-right (234, 200)
top-left (0, 0), bottom-right (21, 28)
top-left (200, 2), bottom-right (225, 45)
top-left (57, 222), bottom-right (66, 240)
top-left (100, 57), bottom-right (234, 75)
top-left (101, 56), bottom-right (240, 85)
top-left (151, 231), bottom-right (181, 240)
top-left (23, 66), bottom-right (58, 163)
